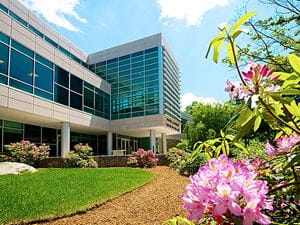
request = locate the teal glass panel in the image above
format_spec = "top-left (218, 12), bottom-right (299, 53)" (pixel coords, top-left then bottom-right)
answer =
top-left (84, 81), bottom-right (94, 90)
top-left (34, 88), bottom-right (53, 101)
top-left (10, 49), bottom-right (34, 85)
top-left (11, 40), bottom-right (34, 58)
top-left (107, 62), bottom-right (118, 69)
top-left (54, 85), bottom-right (68, 106)
top-left (70, 74), bottom-right (83, 94)
top-left (58, 45), bottom-right (71, 57)
top-left (0, 32), bottom-right (9, 44)
top-left (0, 3), bottom-right (8, 13)
top-left (145, 47), bottom-right (158, 54)
top-left (131, 51), bottom-right (143, 57)
top-left (9, 11), bottom-right (28, 27)
top-left (119, 59), bottom-right (130, 66)
top-left (10, 78), bottom-right (33, 93)
top-left (84, 107), bottom-right (94, 114)
top-left (36, 54), bottom-right (53, 68)
top-left (84, 88), bottom-right (94, 108)
top-left (131, 55), bottom-right (143, 63)
top-left (0, 42), bottom-right (9, 75)
top-left (35, 62), bottom-right (53, 93)
top-left (145, 63), bottom-right (158, 71)
top-left (0, 74), bottom-right (7, 84)
top-left (29, 25), bottom-right (43, 38)
top-left (145, 57), bottom-right (158, 65)
top-left (119, 65), bottom-right (130, 71)
top-left (70, 92), bottom-right (82, 110)
top-left (119, 70), bottom-right (130, 76)
top-left (145, 52), bottom-right (158, 60)
top-left (55, 66), bottom-right (69, 88)
top-left (132, 61), bottom-right (144, 68)
top-left (95, 93), bottom-right (103, 112)
top-left (45, 36), bottom-right (58, 48)
top-left (132, 67), bottom-right (144, 74)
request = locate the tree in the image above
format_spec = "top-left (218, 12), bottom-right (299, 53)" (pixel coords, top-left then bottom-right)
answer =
top-left (183, 102), bottom-right (237, 149)
top-left (223, 0), bottom-right (300, 72)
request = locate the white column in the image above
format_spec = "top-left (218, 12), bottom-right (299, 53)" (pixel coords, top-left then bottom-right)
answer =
top-left (150, 129), bottom-right (156, 153)
top-left (161, 133), bottom-right (167, 154)
top-left (61, 122), bottom-right (70, 157)
top-left (107, 131), bottom-right (113, 155)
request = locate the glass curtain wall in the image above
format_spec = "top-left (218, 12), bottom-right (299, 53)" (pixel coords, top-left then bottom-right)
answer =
top-left (0, 32), bottom-right (110, 120)
top-left (89, 47), bottom-right (161, 120)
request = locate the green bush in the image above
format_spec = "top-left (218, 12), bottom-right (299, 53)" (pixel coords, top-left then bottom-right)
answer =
top-left (167, 147), bottom-right (206, 176)
top-left (3, 140), bottom-right (50, 167)
top-left (63, 144), bottom-right (98, 168)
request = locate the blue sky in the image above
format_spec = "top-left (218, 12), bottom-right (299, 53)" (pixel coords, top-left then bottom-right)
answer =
top-left (19, 0), bottom-right (263, 110)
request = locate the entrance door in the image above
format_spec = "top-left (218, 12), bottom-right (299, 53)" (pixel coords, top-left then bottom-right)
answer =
top-left (121, 139), bottom-right (130, 153)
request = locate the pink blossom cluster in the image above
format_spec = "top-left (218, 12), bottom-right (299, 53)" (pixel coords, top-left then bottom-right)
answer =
top-left (266, 134), bottom-right (300, 157)
top-left (127, 148), bottom-right (158, 168)
top-left (182, 154), bottom-right (272, 225)
top-left (225, 62), bottom-right (280, 100)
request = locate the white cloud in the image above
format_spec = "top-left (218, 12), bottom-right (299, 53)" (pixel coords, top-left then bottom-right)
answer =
top-left (181, 93), bottom-right (220, 111)
top-left (19, 0), bottom-right (87, 32)
top-left (157, 0), bottom-right (231, 26)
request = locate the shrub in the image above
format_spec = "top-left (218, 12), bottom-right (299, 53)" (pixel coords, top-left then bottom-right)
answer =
top-left (63, 144), bottom-right (98, 168)
top-left (3, 140), bottom-right (50, 167)
top-left (167, 147), bottom-right (206, 176)
top-left (127, 148), bottom-right (158, 168)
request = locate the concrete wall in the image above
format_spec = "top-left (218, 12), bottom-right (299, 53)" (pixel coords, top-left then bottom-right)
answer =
top-left (0, 85), bottom-right (111, 132)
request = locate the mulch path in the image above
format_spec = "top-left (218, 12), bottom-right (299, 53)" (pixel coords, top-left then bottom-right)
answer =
top-left (37, 166), bottom-right (189, 225)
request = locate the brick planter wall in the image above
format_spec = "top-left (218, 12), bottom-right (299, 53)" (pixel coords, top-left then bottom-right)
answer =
top-left (39, 154), bottom-right (169, 168)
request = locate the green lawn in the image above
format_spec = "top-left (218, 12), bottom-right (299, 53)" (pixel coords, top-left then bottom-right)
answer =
top-left (0, 168), bottom-right (155, 224)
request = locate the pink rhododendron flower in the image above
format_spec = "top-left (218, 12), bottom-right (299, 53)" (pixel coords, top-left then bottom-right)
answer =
top-left (267, 84), bottom-right (280, 92)
top-left (225, 62), bottom-right (281, 100)
top-left (182, 154), bottom-right (272, 225)
top-left (266, 134), bottom-right (300, 156)
top-left (225, 80), bottom-right (251, 100)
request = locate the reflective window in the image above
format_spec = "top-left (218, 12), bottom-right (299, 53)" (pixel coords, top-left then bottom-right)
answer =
top-left (70, 74), bottom-right (83, 94)
top-left (3, 121), bottom-right (23, 147)
top-left (35, 62), bottom-right (53, 93)
top-left (0, 42), bottom-right (8, 84)
top-left (24, 124), bottom-right (41, 143)
top-left (95, 93), bottom-right (103, 112)
top-left (70, 92), bottom-right (82, 110)
top-left (55, 66), bottom-right (69, 88)
top-left (36, 54), bottom-right (53, 68)
top-left (11, 40), bottom-right (34, 58)
top-left (34, 88), bottom-right (53, 100)
top-left (54, 85), bottom-right (69, 106)
top-left (10, 49), bottom-right (34, 85)
top-left (84, 88), bottom-right (94, 108)
top-left (10, 79), bottom-right (33, 93)
top-left (0, 32), bottom-right (9, 44)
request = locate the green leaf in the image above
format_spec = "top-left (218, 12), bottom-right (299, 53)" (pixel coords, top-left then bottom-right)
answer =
top-left (254, 115), bottom-right (262, 132)
top-left (285, 101), bottom-right (300, 117)
top-left (205, 36), bottom-right (225, 59)
top-left (236, 107), bottom-right (255, 127)
top-left (213, 38), bottom-right (225, 63)
top-left (227, 42), bottom-right (237, 65)
top-left (231, 29), bottom-right (243, 39)
top-left (234, 117), bottom-right (256, 141)
top-left (231, 10), bottom-right (256, 31)
top-left (288, 54), bottom-right (300, 74)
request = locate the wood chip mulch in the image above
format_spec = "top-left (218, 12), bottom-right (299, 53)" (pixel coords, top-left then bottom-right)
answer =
top-left (37, 166), bottom-right (189, 225)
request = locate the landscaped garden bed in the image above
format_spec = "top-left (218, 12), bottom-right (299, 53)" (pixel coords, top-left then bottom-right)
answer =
top-left (0, 168), bottom-right (154, 224)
